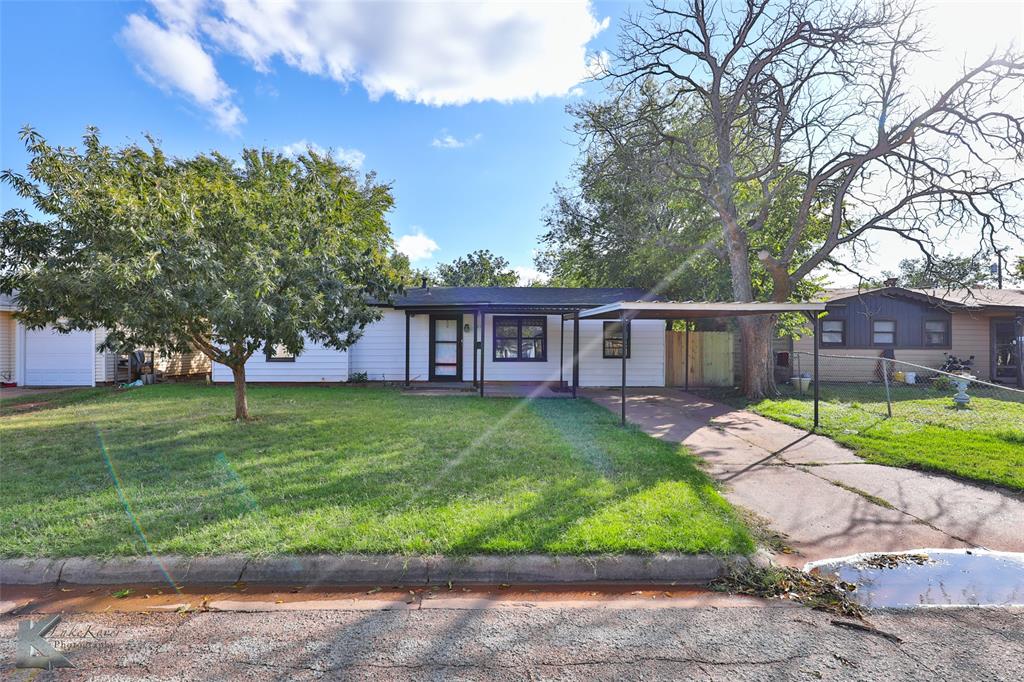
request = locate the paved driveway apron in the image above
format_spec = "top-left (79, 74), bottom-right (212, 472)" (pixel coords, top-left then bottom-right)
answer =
top-left (583, 389), bottom-right (1024, 565)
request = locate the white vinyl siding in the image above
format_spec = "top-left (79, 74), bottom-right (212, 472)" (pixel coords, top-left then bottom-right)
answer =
top-left (574, 319), bottom-right (665, 387)
top-left (208, 308), bottom-right (666, 387)
top-left (93, 328), bottom-right (118, 383)
top-left (348, 309), bottom-right (429, 381)
top-left (479, 315), bottom-right (664, 387)
top-left (0, 312), bottom-right (15, 382)
top-left (480, 314), bottom-right (567, 383)
top-left (211, 337), bottom-right (349, 383)
top-left (347, 310), bottom-right (665, 387)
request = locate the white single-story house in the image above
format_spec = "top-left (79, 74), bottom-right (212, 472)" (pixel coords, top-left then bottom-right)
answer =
top-left (212, 287), bottom-right (670, 388)
top-left (210, 287), bottom-right (826, 403)
top-left (0, 293), bottom-right (210, 387)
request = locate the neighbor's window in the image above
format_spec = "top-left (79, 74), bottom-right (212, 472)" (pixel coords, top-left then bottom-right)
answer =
top-left (872, 320), bottom-right (896, 346)
top-left (924, 319), bottom-right (949, 347)
top-left (266, 343), bottom-right (296, 362)
top-left (820, 319), bottom-right (846, 346)
top-left (603, 321), bottom-right (631, 359)
top-left (493, 316), bottom-right (546, 361)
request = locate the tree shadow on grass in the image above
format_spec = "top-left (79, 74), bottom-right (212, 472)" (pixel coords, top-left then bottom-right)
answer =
top-left (1, 385), bottom-right (754, 557)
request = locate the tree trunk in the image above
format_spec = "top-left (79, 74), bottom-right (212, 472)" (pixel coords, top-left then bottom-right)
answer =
top-left (715, 207), bottom-right (778, 399)
top-left (737, 315), bottom-right (777, 399)
top-left (231, 364), bottom-right (250, 421)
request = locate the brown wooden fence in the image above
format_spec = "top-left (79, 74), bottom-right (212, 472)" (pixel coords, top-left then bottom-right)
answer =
top-left (665, 331), bottom-right (734, 387)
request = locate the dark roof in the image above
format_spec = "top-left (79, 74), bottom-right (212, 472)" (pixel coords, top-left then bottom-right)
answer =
top-left (384, 287), bottom-right (655, 309)
top-left (822, 286), bottom-right (1024, 310)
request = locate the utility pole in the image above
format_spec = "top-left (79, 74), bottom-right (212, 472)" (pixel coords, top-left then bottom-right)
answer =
top-left (991, 248), bottom-right (1007, 289)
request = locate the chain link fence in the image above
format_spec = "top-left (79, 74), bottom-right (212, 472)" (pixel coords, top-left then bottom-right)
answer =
top-left (783, 351), bottom-right (1024, 430)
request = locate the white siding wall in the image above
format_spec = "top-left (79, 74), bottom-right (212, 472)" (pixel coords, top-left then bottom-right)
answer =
top-left (348, 309), bottom-right (429, 381)
top-left (93, 328), bottom-right (118, 383)
top-left (211, 337), bottom-right (349, 383)
top-left (478, 314), bottom-right (567, 383)
top-left (206, 309), bottom-right (666, 387)
top-left (475, 315), bottom-right (665, 387)
top-left (0, 312), bottom-right (15, 382)
top-left (574, 319), bottom-right (665, 387)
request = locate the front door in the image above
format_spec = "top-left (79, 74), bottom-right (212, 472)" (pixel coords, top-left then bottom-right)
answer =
top-left (992, 319), bottom-right (1021, 385)
top-left (429, 315), bottom-right (462, 381)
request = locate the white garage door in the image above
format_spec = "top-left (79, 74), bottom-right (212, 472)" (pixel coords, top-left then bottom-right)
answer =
top-left (24, 326), bottom-right (95, 386)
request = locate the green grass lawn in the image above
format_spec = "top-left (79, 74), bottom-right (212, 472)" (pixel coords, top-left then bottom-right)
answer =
top-left (748, 385), bottom-right (1024, 490)
top-left (0, 385), bottom-right (753, 558)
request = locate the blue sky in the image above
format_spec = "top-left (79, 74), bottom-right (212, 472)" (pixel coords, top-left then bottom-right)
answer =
top-left (3, 1), bottom-right (1020, 285)
top-left (2, 1), bottom-right (633, 282)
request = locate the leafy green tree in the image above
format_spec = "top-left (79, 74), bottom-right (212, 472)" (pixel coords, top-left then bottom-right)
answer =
top-left (434, 249), bottom-right (518, 287)
top-left (1, 128), bottom-right (403, 419)
top-left (540, 89), bottom-right (828, 337)
top-left (565, 1), bottom-right (1023, 397)
top-left (884, 254), bottom-right (995, 289)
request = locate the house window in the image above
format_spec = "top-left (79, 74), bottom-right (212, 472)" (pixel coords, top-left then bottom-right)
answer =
top-left (603, 321), bottom-right (631, 358)
top-left (493, 316), bottom-right (547, 362)
top-left (820, 319), bottom-right (846, 346)
top-left (872, 320), bottom-right (897, 346)
top-left (266, 343), bottom-right (296, 362)
top-left (924, 319), bottom-right (949, 347)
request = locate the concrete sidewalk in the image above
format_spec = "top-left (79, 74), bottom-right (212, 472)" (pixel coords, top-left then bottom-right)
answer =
top-left (584, 388), bottom-right (1024, 566)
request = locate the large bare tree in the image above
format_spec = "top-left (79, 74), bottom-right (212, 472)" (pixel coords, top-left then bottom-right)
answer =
top-left (597, 0), bottom-right (1024, 396)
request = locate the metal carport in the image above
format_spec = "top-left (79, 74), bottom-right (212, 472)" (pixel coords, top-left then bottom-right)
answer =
top-left (574, 301), bottom-right (828, 427)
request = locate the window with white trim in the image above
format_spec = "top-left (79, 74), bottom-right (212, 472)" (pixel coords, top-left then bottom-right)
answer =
top-left (872, 320), bottom-right (896, 346)
top-left (820, 319), bottom-right (846, 346)
top-left (924, 319), bottom-right (949, 346)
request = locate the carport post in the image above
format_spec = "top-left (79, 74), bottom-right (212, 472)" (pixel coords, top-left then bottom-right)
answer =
top-left (684, 321), bottom-right (690, 392)
top-left (620, 310), bottom-right (627, 425)
top-left (559, 317), bottom-right (565, 389)
top-left (572, 314), bottom-right (579, 399)
top-left (479, 311), bottom-right (486, 397)
top-left (813, 313), bottom-right (820, 429)
top-left (404, 311), bottom-right (411, 387)
top-left (472, 309), bottom-right (478, 387)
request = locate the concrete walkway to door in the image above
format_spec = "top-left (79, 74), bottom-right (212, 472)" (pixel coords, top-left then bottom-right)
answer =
top-left (583, 388), bottom-right (1024, 566)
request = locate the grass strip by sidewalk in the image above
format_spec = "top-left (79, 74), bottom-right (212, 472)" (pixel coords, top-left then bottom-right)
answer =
top-left (750, 395), bottom-right (1024, 491)
top-left (1, 384), bottom-right (753, 558)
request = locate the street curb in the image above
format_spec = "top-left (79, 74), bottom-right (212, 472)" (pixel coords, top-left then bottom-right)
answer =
top-left (1, 553), bottom-right (755, 587)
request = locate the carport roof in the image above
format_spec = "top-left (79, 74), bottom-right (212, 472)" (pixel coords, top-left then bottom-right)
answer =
top-left (576, 300), bottom-right (827, 319)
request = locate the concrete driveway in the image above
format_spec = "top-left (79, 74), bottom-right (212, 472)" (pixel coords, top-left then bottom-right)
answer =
top-left (584, 388), bottom-right (1024, 565)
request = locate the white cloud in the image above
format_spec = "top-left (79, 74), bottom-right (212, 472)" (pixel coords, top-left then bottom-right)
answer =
top-left (396, 230), bottom-right (440, 262)
top-left (513, 266), bottom-right (549, 286)
top-left (431, 132), bottom-right (482, 149)
top-left (121, 12), bottom-right (244, 132)
top-left (280, 139), bottom-right (365, 169)
top-left (121, 1), bottom-right (609, 129)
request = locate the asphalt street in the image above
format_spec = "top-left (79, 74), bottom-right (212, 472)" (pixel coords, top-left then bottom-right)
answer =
top-left (2, 600), bottom-right (1022, 680)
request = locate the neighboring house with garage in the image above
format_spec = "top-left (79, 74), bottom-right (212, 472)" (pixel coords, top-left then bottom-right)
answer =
top-left (790, 286), bottom-right (1024, 386)
top-left (0, 293), bottom-right (210, 387)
